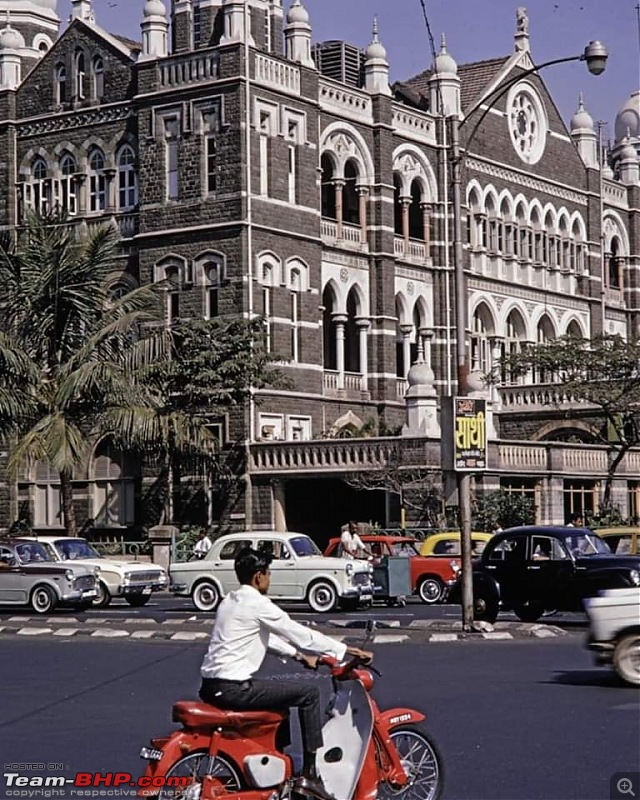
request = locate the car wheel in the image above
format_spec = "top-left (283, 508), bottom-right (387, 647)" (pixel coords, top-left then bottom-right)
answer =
top-left (126, 595), bottom-right (151, 608)
top-left (92, 581), bottom-right (112, 609)
top-left (514, 602), bottom-right (544, 623)
top-left (307, 581), bottom-right (338, 613)
top-left (192, 580), bottom-right (221, 613)
top-left (613, 633), bottom-right (640, 686)
top-left (418, 576), bottom-right (444, 604)
top-left (30, 584), bottom-right (57, 615)
top-left (473, 593), bottom-right (499, 623)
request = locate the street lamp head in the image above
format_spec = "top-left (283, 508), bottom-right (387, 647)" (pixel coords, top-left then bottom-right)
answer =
top-left (582, 41), bottom-right (608, 75)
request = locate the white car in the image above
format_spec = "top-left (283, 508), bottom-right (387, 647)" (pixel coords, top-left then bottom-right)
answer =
top-left (21, 536), bottom-right (168, 608)
top-left (170, 531), bottom-right (374, 613)
top-left (585, 587), bottom-right (640, 686)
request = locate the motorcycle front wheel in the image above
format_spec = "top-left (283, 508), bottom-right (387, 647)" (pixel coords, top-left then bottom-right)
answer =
top-left (378, 724), bottom-right (443, 800)
top-left (156, 750), bottom-right (243, 800)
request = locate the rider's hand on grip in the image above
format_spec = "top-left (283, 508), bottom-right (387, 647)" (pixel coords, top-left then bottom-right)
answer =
top-left (346, 647), bottom-right (374, 665)
top-left (296, 653), bottom-right (319, 670)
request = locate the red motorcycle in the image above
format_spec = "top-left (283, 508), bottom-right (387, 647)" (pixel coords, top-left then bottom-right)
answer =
top-left (138, 655), bottom-right (443, 800)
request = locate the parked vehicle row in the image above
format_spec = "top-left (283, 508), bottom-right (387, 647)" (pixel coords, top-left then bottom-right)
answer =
top-left (0, 535), bottom-right (168, 614)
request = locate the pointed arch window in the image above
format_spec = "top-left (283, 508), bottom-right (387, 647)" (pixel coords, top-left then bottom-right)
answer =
top-left (92, 440), bottom-right (135, 528)
top-left (58, 153), bottom-right (77, 215)
top-left (25, 157), bottom-right (51, 215)
top-left (203, 259), bottom-right (224, 319)
top-left (92, 56), bottom-right (104, 101)
top-left (75, 51), bottom-right (86, 100)
top-left (55, 63), bottom-right (67, 105)
top-left (117, 145), bottom-right (138, 210)
top-left (89, 149), bottom-right (107, 212)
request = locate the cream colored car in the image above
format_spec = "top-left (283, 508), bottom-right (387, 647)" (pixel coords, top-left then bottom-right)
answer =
top-left (22, 536), bottom-right (167, 608)
top-left (170, 531), bottom-right (374, 613)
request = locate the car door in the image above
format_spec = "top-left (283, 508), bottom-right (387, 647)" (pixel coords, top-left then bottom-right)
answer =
top-left (0, 546), bottom-right (24, 604)
top-left (257, 538), bottom-right (298, 598)
top-left (211, 539), bottom-right (252, 593)
top-left (483, 535), bottom-right (527, 606)
top-left (525, 536), bottom-right (574, 607)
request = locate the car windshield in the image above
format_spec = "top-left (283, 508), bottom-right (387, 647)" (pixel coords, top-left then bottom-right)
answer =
top-left (55, 539), bottom-right (101, 560)
top-left (391, 542), bottom-right (418, 557)
top-left (15, 542), bottom-right (53, 564)
top-left (565, 532), bottom-right (611, 556)
top-left (289, 536), bottom-right (321, 557)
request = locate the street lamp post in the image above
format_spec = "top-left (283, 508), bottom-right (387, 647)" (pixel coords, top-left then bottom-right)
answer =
top-left (450, 41), bottom-right (608, 631)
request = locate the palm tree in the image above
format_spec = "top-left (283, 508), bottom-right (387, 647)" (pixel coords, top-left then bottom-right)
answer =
top-left (0, 212), bottom-right (183, 535)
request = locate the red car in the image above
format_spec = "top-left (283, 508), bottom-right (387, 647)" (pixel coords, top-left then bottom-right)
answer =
top-left (324, 535), bottom-right (460, 604)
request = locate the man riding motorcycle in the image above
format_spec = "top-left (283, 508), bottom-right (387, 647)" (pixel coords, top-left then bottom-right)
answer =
top-left (199, 548), bottom-right (372, 800)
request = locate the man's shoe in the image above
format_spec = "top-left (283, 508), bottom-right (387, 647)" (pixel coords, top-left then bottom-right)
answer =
top-left (293, 775), bottom-right (335, 800)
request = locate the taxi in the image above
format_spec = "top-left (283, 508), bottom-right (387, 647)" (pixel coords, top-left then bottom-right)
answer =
top-left (420, 531), bottom-right (493, 558)
top-left (592, 527), bottom-right (640, 556)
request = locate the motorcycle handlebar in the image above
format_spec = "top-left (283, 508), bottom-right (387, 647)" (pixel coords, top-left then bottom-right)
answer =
top-left (317, 654), bottom-right (381, 679)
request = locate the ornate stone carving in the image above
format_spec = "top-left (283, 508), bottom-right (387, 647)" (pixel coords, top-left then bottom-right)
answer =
top-left (18, 105), bottom-right (135, 138)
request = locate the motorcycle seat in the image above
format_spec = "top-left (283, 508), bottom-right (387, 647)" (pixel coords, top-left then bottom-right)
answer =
top-left (172, 702), bottom-right (284, 729)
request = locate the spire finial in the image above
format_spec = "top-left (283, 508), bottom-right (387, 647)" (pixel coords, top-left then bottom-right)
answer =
top-left (372, 15), bottom-right (379, 43)
top-left (440, 32), bottom-right (447, 53)
top-left (578, 91), bottom-right (584, 110)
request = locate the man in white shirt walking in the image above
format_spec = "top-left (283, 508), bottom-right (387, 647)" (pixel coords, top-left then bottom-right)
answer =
top-left (199, 548), bottom-right (372, 800)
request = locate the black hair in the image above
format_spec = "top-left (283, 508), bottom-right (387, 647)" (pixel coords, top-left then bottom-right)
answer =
top-left (234, 547), bottom-right (273, 584)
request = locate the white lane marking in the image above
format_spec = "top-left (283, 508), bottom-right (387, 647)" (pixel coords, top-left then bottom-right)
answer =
top-left (482, 632), bottom-right (513, 640)
top-left (53, 629), bottom-right (79, 636)
top-left (17, 628), bottom-right (53, 635)
top-left (373, 634), bottom-right (409, 644)
top-left (170, 632), bottom-right (209, 641)
top-left (91, 629), bottom-right (130, 638)
top-left (429, 633), bottom-right (459, 642)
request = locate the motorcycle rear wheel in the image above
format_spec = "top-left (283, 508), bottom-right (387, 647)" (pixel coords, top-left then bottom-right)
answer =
top-left (156, 750), bottom-right (243, 800)
top-left (378, 724), bottom-right (443, 800)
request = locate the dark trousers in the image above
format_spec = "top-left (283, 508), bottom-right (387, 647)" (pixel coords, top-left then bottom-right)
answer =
top-left (200, 678), bottom-right (323, 754)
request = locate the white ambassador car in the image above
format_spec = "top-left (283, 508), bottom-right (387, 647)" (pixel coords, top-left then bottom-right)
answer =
top-left (21, 536), bottom-right (167, 608)
top-left (170, 531), bottom-right (374, 613)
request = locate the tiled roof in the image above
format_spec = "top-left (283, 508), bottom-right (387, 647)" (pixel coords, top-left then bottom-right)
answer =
top-left (403, 56), bottom-right (511, 111)
top-left (113, 34), bottom-right (143, 52)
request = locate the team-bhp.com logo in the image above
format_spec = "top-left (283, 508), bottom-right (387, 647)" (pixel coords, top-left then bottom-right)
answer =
top-left (3, 772), bottom-right (188, 792)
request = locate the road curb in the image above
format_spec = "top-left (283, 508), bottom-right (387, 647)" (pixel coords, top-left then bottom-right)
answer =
top-left (0, 620), bottom-right (570, 644)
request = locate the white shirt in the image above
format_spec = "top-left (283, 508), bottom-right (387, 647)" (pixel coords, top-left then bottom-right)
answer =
top-left (340, 530), bottom-right (364, 559)
top-left (194, 536), bottom-right (212, 557)
top-left (200, 584), bottom-right (347, 681)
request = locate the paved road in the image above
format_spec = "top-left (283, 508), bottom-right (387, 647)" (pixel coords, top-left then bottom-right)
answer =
top-left (1, 636), bottom-right (637, 800)
top-left (0, 591), bottom-right (591, 629)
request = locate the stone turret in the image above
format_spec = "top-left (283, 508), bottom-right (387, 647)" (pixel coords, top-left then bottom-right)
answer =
top-left (0, 19), bottom-right (23, 90)
top-left (284, 0), bottom-right (313, 67)
top-left (363, 17), bottom-right (390, 96)
top-left (71, 0), bottom-right (94, 24)
top-left (141, 0), bottom-right (169, 60)
top-left (429, 34), bottom-right (460, 116)
top-left (570, 93), bottom-right (598, 169)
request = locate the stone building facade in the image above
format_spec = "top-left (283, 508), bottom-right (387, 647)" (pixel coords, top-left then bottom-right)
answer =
top-left (0, 0), bottom-right (638, 543)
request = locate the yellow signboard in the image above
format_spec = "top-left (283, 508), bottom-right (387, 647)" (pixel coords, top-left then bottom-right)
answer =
top-left (453, 397), bottom-right (487, 471)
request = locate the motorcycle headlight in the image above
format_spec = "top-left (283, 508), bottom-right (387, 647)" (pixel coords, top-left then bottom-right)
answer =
top-left (345, 562), bottom-right (354, 575)
top-left (629, 569), bottom-right (640, 586)
top-left (65, 569), bottom-right (74, 582)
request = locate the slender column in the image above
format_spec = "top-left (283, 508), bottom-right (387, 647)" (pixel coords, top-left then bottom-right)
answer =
top-left (356, 318), bottom-right (370, 391)
top-left (421, 203), bottom-right (431, 253)
top-left (400, 323), bottom-right (413, 377)
top-left (333, 313), bottom-right (347, 390)
top-left (334, 179), bottom-right (345, 239)
top-left (104, 168), bottom-right (116, 213)
top-left (489, 335), bottom-right (505, 401)
top-left (75, 173), bottom-right (87, 216)
top-left (401, 196), bottom-right (411, 249)
top-left (272, 481), bottom-right (287, 531)
top-left (356, 186), bottom-right (369, 244)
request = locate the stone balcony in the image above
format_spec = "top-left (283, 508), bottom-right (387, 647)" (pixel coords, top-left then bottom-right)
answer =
top-left (498, 383), bottom-right (594, 413)
top-left (249, 436), bottom-right (640, 478)
top-left (321, 219), bottom-right (368, 253)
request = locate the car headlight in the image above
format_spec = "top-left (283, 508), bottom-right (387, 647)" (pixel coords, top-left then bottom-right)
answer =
top-left (122, 573), bottom-right (132, 584)
top-left (345, 562), bottom-right (354, 575)
top-left (629, 569), bottom-right (640, 586)
top-left (65, 569), bottom-right (74, 582)
top-left (450, 560), bottom-right (461, 573)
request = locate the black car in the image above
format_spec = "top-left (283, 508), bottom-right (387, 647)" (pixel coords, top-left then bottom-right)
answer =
top-left (450, 526), bottom-right (640, 623)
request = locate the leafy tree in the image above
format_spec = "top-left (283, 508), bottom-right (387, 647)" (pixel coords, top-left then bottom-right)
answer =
top-left (499, 334), bottom-right (640, 509)
top-left (124, 316), bottom-right (283, 525)
top-left (0, 212), bottom-right (168, 536)
top-left (473, 490), bottom-right (535, 532)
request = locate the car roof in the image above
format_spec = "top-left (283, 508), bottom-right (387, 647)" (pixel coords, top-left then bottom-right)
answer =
top-left (426, 531), bottom-right (492, 539)
top-left (594, 527), bottom-right (638, 534)
top-left (500, 526), bottom-right (593, 536)
top-left (222, 531), bottom-right (309, 539)
top-left (17, 535), bottom-right (77, 543)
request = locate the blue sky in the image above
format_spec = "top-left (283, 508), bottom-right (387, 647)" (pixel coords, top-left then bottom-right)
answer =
top-left (60, 0), bottom-right (638, 143)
